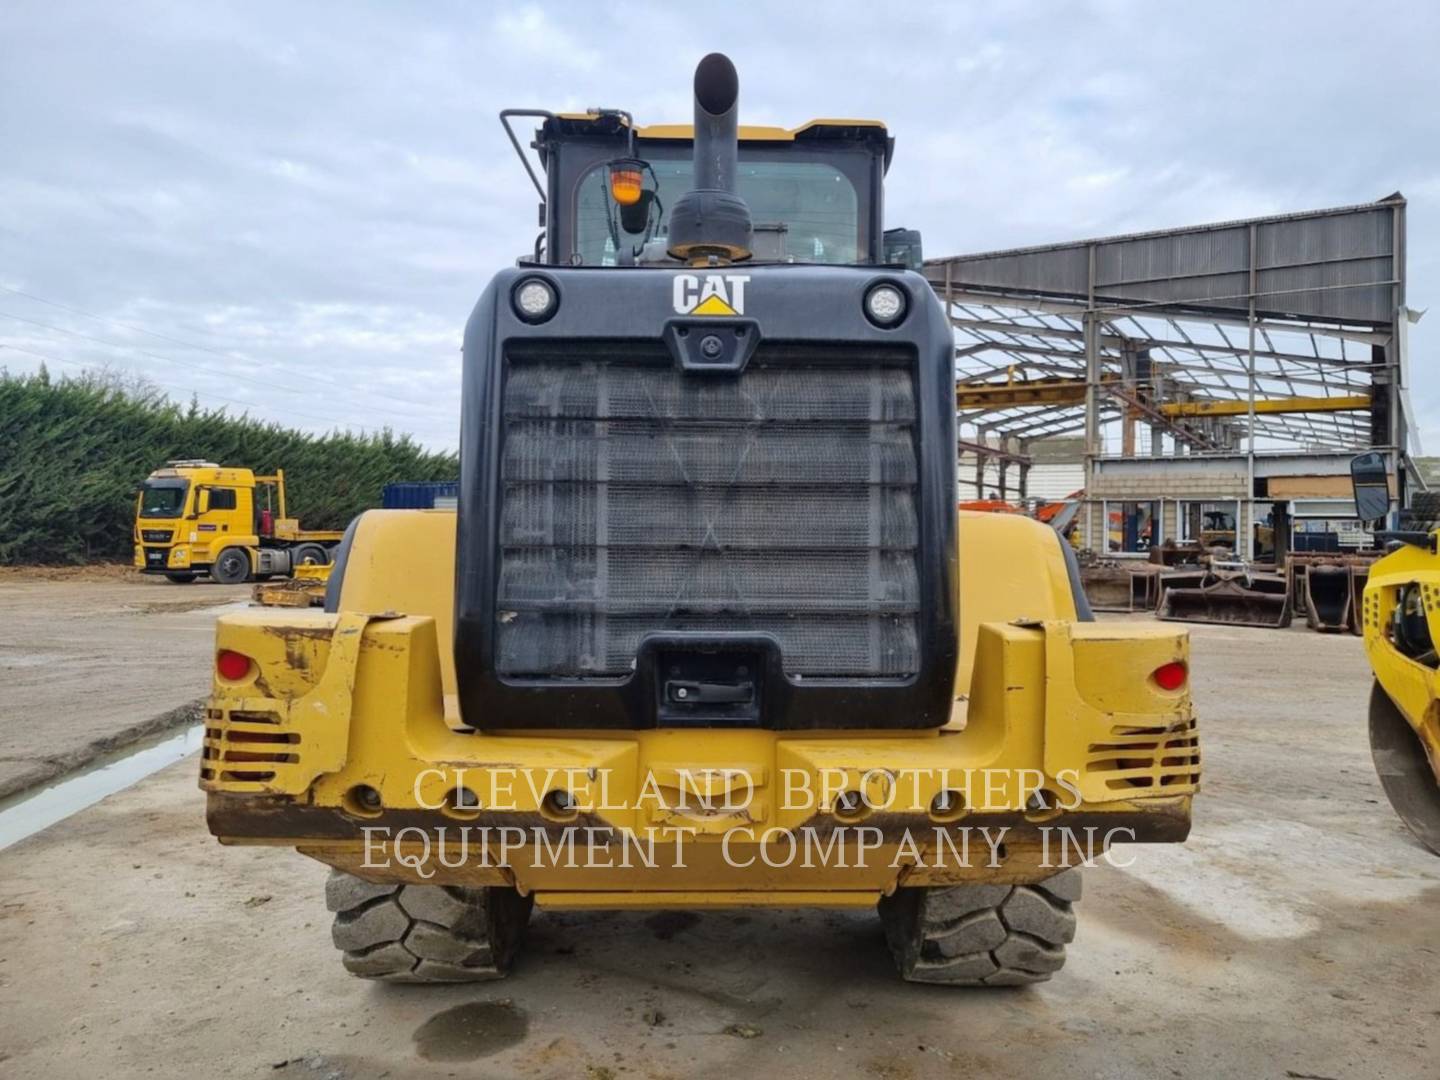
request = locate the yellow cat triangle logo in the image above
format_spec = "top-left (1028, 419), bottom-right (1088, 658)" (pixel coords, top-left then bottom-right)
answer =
top-left (673, 274), bottom-right (749, 315)
top-left (691, 294), bottom-right (737, 316)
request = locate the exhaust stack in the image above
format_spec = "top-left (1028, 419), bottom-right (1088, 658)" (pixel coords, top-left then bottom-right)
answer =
top-left (666, 53), bottom-right (753, 264)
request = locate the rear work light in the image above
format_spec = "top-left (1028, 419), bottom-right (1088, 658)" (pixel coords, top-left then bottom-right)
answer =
top-left (1151, 661), bottom-right (1188, 691)
top-left (216, 649), bottom-right (253, 681)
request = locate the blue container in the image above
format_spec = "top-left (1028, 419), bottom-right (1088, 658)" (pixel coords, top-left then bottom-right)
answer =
top-left (382, 481), bottom-right (459, 509)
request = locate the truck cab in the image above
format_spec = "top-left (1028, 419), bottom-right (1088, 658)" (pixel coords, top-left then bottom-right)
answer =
top-left (134, 461), bottom-right (341, 584)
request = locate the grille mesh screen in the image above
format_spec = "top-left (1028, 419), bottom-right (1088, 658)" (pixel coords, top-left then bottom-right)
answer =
top-left (496, 345), bottom-right (920, 678)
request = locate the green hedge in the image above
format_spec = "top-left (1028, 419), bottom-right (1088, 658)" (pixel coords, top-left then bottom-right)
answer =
top-left (0, 369), bottom-right (458, 564)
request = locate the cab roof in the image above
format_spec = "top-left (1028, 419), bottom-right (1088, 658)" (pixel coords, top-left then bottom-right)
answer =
top-left (541, 114), bottom-right (894, 169)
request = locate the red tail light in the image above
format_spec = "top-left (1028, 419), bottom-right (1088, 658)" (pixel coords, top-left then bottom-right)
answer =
top-left (1152, 661), bottom-right (1188, 691)
top-left (216, 649), bottom-right (253, 681)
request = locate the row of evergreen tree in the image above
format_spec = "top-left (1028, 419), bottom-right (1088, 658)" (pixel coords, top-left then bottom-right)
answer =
top-left (0, 368), bottom-right (458, 564)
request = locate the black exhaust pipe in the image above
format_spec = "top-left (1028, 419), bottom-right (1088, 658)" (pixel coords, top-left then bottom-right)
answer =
top-left (666, 53), bottom-right (753, 264)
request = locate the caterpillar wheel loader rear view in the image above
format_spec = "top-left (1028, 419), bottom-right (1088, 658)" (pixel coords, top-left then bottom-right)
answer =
top-left (1352, 453), bottom-right (1440, 855)
top-left (200, 54), bottom-right (1199, 986)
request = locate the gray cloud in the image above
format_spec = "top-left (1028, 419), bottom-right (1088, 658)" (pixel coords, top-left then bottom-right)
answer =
top-left (1, 0), bottom-right (1436, 450)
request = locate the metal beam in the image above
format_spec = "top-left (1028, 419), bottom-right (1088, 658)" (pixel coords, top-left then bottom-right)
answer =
top-left (1160, 394), bottom-right (1371, 417)
top-left (956, 377), bottom-right (1117, 408)
top-left (956, 437), bottom-right (1031, 465)
top-left (934, 285), bottom-right (1392, 346)
top-left (950, 315), bottom-right (1374, 369)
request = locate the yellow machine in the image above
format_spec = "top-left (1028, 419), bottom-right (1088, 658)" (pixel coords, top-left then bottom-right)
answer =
top-left (1360, 532), bottom-right (1440, 854)
top-left (134, 460), bottom-right (343, 585)
top-left (200, 55), bottom-right (1198, 987)
top-left (1350, 451), bottom-right (1440, 854)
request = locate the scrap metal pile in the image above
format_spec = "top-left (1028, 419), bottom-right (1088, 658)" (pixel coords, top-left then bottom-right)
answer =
top-left (1080, 548), bottom-right (1378, 633)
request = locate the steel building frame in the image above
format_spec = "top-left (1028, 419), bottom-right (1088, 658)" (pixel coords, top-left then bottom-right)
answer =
top-left (925, 194), bottom-right (1419, 554)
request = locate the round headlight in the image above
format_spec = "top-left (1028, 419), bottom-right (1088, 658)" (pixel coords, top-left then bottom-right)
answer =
top-left (864, 282), bottom-right (907, 327)
top-left (513, 277), bottom-right (558, 323)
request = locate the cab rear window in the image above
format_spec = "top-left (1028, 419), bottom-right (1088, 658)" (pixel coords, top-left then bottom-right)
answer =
top-left (575, 158), bottom-right (859, 266)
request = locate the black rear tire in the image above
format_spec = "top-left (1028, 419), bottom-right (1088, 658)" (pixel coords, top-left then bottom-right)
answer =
top-left (326, 871), bottom-right (534, 982)
top-left (164, 572), bottom-right (198, 584)
top-left (210, 547), bottom-right (251, 585)
top-left (878, 867), bottom-right (1082, 985)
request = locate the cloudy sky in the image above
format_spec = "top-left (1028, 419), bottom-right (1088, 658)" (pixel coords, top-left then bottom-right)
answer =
top-left (1, 1), bottom-right (1437, 452)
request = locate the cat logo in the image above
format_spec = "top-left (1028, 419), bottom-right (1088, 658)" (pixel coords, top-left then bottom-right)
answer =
top-left (672, 273), bottom-right (750, 316)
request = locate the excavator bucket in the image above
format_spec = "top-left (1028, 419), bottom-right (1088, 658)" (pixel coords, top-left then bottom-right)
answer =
top-left (1304, 564), bottom-right (1353, 632)
top-left (1157, 570), bottom-right (1290, 629)
top-left (1348, 563), bottom-right (1370, 637)
top-left (1080, 562), bottom-right (1160, 612)
top-left (1079, 563), bottom-right (1134, 611)
top-left (1369, 683), bottom-right (1440, 856)
top-left (1154, 570), bottom-right (1208, 613)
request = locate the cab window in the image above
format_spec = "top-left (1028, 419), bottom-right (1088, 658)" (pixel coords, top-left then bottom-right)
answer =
top-left (208, 488), bottom-right (238, 511)
top-left (575, 157), bottom-right (860, 266)
top-left (139, 481), bottom-right (188, 518)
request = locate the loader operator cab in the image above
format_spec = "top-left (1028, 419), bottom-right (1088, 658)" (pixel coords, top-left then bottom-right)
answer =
top-left (504, 108), bottom-right (921, 269)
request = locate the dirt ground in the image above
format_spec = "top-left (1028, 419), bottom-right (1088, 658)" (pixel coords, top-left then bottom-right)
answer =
top-left (0, 572), bottom-right (247, 801)
top-left (0, 620), bottom-right (1437, 1079)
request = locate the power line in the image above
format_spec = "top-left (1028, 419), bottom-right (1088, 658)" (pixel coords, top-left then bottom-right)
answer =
top-left (0, 310), bottom-right (443, 428)
top-left (0, 342), bottom-right (371, 428)
top-left (0, 283), bottom-right (454, 416)
top-left (0, 342), bottom-right (66, 365)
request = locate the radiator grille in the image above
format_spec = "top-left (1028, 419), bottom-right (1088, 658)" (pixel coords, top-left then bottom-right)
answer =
top-left (495, 343), bottom-right (920, 679)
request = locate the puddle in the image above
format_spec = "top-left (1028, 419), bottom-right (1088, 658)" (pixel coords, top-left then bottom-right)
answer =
top-left (412, 999), bottom-right (529, 1061)
top-left (0, 651), bottom-right (56, 669)
top-left (0, 724), bottom-right (204, 851)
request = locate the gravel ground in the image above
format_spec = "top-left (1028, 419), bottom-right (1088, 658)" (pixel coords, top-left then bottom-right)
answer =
top-left (0, 571), bottom-right (246, 801)
top-left (0, 619), bottom-right (1436, 1079)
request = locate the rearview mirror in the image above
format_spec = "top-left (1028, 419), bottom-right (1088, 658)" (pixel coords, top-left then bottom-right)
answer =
top-left (883, 228), bottom-right (923, 271)
top-left (195, 488), bottom-right (211, 516)
top-left (1349, 452), bottom-right (1390, 525)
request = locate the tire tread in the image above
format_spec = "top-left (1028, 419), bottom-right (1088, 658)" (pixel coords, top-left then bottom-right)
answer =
top-left (878, 867), bottom-right (1082, 986)
top-left (325, 871), bottom-right (532, 983)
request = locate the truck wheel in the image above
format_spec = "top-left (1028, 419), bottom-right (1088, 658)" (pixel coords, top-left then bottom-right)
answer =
top-left (326, 870), bottom-right (534, 982)
top-left (877, 867), bottom-right (1081, 986)
top-left (292, 543), bottom-right (330, 567)
top-left (210, 547), bottom-right (251, 585)
top-left (164, 572), bottom-right (198, 584)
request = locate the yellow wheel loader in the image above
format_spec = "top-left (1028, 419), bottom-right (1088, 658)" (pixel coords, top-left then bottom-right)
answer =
top-left (200, 55), bottom-right (1199, 986)
top-left (1353, 454), bottom-right (1440, 854)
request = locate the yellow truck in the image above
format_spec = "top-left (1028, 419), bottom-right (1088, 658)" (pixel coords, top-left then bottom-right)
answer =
top-left (134, 461), bottom-right (343, 584)
top-left (198, 55), bottom-right (1198, 987)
